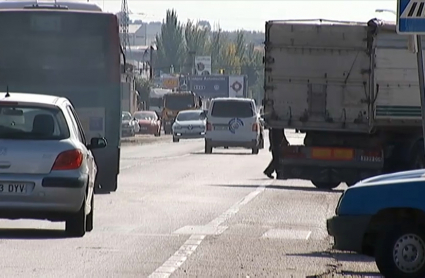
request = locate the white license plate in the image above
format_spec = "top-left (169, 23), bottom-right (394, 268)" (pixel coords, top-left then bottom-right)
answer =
top-left (214, 126), bottom-right (228, 130)
top-left (0, 183), bottom-right (29, 194)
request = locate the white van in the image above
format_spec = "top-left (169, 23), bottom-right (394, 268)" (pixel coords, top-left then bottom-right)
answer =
top-left (204, 97), bottom-right (263, 154)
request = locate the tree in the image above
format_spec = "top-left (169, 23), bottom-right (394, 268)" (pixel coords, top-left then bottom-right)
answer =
top-left (220, 42), bottom-right (241, 75)
top-left (183, 20), bottom-right (209, 74)
top-left (155, 10), bottom-right (186, 73)
top-left (135, 77), bottom-right (152, 108)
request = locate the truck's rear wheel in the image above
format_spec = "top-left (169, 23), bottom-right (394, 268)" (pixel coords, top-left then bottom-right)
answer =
top-left (311, 181), bottom-right (340, 190)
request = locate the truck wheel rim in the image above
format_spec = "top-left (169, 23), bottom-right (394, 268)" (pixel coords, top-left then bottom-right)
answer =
top-left (393, 233), bottom-right (425, 273)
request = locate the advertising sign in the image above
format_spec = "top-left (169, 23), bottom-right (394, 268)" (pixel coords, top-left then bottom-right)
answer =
top-left (194, 56), bottom-right (212, 75)
top-left (188, 75), bottom-right (229, 98)
top-left (229, 75), bottom-right (246, 97)
top-left (161, 77), bottom-right (179, 89)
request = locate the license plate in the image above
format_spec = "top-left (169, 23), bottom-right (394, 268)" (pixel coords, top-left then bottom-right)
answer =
top-left (311, 147), bottom-right (353, 160)
top-left (214, 126), bottom-right (228, 130)
top-left (0, 183), bottom-right (29, 194)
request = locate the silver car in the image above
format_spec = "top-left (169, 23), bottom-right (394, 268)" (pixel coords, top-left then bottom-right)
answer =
top-left (172, 110), bottom-right (206, 142)
top-left (121, 111), bottom-right (139, 136)
top-left (0, 92), bottom-right (107, 237)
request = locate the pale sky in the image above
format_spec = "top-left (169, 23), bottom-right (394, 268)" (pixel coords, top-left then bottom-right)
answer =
top-left (58, 0), bottom-right (397, 31)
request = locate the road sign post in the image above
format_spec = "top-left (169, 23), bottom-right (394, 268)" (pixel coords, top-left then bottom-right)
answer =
top-left (397, 0), bottom-right (425, 154)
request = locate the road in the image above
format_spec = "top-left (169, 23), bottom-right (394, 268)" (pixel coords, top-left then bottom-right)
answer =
top-left (0, 131), bottom-right (382, 278)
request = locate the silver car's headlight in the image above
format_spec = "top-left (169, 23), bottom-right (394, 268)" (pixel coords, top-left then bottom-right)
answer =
top-left (173, 125), bottom-right (182, 130)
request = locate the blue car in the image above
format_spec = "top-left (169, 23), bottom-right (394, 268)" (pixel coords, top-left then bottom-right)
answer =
top-left (327, 169), bottom-right (425, 278)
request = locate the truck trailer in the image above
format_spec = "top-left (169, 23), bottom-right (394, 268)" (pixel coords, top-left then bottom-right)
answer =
top-left (263, 18), bottom-right (425, 189)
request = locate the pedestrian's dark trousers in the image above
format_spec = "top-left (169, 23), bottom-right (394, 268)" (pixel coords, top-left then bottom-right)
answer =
top-left (264, 148), bottom-right (279, 175)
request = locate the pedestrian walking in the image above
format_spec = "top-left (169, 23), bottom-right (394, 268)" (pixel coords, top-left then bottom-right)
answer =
top-left (263, 128), bottom-right (288, 179)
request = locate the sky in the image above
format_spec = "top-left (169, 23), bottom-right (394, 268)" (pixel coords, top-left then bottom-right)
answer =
top-left (81, 0), bottom-right (398, 31)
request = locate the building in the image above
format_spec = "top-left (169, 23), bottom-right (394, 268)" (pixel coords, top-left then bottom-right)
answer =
top-left (128, 23), bottom-right (160, 47)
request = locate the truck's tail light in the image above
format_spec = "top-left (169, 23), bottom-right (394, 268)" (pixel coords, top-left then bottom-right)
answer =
top-left (52, 149), bottom-right (83, 171)
top-left (206, 122), bottom-right (212, 131)
top-left (360, 149), bottom-right (383, 162)
top-left (252, 123), bottom-right (259, 132)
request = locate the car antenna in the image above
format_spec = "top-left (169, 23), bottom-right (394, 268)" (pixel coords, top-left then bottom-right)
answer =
top-left (5, 86), bottom-right (10, 97)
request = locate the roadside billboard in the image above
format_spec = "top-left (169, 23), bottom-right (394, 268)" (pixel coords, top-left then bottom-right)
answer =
top-left (188, 75), bottom-right (228, 98)
top-left (194, 56), bottom-right (212, 75)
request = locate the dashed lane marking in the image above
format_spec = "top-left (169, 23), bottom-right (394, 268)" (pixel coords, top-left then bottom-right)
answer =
top-left (147, 179), bottom-right (271, 278)
top-left (261, 229), bottom-right (312, 240)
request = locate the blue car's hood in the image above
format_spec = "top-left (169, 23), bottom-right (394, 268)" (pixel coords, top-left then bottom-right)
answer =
top-left (338, 169), bottom-right (425, 216)
top-left (356, 169), bottom-right (425, 187)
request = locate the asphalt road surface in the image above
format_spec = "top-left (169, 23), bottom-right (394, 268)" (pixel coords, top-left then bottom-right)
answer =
top-left (0, 130), bottom-right (383, 278)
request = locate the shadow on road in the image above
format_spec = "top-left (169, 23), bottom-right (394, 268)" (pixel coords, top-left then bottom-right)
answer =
top-left (0, 228), bottom-right (68, 240)
top-left (287, 251), bottom-right (375, 263)
top-left (208, 183), bottom-right (344, 193)
top-left (191, 151), bottom-right (253, 156)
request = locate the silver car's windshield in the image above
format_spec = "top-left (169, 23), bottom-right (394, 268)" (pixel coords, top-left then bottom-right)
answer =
top-left (122, 113), bottom-right (132, 121)
top-left (176, 111), bottom-right (203, 121)
top-left (0, 104), bottom-right (69, 140)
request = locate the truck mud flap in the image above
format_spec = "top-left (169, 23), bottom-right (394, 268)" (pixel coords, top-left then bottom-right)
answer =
top-left (92, 146), bottom-right (120, 194)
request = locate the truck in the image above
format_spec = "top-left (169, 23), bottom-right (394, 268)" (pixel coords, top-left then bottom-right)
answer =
top-left (161, 91), bottom-right (202, 134)
top-left (149, 87), bottom-right (171, 116)
top-left (263, 18), bottom-right (425, 189)
top-left (0, 1), bottom-right (123, 193)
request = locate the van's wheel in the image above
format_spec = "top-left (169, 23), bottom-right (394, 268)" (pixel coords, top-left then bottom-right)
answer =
top-left (173, 137), bottom-right (179, 143)
top-left (86, 195), bottom-right (94, 232)
top-left (65, 197), bottom-right (87, 237)
top-left (205, 142), bottom-right (212, 154)
top-left (375, 223), bottom-right (425, 278)
top-left (311, 181), bottom-right (340, 190)
top-left (252, 147), bottom-right (259, 155)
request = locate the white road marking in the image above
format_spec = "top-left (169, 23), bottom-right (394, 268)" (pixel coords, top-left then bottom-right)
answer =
top-left (148, 179), bottom-right (271, 278)
top-left (261, 229), bottom-right (312, 240)
top-left (174, 225), bottom-right (228, 235)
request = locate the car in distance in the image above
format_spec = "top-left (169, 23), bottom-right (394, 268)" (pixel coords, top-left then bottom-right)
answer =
top-left (121, 111), bottom-right (139, 137)
top-left (172, 109), bottom-right (206, 142)
top-left (0, 92), bottom-right (107, 237)
top-left (134, 110), bottom-right (161, 136)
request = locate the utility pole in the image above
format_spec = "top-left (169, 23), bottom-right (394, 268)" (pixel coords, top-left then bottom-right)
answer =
top-left (188, 51), bottom-right (196, 76)
top-left (149, 45), bottom-right (154, 80)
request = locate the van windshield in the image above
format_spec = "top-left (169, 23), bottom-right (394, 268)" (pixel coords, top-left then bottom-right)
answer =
top-left (211, 101), bottom-right (254, 118)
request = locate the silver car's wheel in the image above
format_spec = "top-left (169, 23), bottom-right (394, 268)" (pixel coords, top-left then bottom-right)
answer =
top-left (65, 196), bottom-right (87, 237)
top-left (86, 195), bottom-right (94, 232)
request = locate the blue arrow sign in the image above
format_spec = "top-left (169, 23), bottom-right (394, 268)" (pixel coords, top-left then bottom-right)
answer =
top-left (397, 0), bottom-right (425, 34)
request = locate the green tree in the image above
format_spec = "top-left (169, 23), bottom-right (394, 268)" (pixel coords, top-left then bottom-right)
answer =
top-left (183, 20), bottom-right (209, 74)
top-left (155, 10), bottom-right (186, 73)
top-left (135, 77), bottom-right (152, 109)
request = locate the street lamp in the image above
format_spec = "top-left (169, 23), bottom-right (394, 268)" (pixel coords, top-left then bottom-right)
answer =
top-left (375, 9), bottom-right (396, 15)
